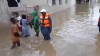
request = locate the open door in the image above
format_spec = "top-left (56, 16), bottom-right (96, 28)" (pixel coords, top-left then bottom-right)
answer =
top-left (7, 0), bottom-right (20, 7)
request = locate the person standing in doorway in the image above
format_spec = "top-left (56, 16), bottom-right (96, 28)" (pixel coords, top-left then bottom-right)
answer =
top-left (32, 11), bottom-right (40, 37)
top-left (40, 9), bottom-right (52, 40)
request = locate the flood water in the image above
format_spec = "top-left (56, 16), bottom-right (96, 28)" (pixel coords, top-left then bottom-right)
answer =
top-left (0, 3), bottom-right (100, 56)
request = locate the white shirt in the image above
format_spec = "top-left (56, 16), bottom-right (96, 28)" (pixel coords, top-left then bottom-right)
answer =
top-left (17, 16), bottom-right (22, 27)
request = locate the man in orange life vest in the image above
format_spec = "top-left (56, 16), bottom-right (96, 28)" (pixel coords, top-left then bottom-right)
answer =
top-left (40, 9), bottom-right (52, 40)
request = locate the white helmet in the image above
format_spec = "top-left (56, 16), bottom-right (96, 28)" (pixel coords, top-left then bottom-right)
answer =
top-left (40, 8), bottom-right (47, 12)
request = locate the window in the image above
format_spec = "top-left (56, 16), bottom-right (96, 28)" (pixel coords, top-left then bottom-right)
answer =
top-left (59, 0), bottom-right (62, 5)
top-left (65, 0), bottom-right (67, 4)
top-left (52, 0), bottom-right (56, 5)
top-left (7, 0), bottom-right (20, 7)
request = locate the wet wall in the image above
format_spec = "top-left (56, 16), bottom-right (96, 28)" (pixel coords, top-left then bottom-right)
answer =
top-left (0, 0), bottom-right (10, 36)
top-left (20, 0), bottom-right (76, 14)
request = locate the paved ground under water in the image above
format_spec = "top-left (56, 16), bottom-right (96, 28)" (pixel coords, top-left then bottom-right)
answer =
top-left (0, 3), bottom-right (100, 56)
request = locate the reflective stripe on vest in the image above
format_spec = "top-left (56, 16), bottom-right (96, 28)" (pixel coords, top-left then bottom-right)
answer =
top-left (40, 14), bottom-right (50, 27)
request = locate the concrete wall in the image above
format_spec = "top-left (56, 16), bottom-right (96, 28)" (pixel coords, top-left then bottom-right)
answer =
top-left (0, 0), bottom-right (9, 24)
top-left (0, 0), bottom-right (10, 35)
top-left (7, 0), bottom-right (76, 14)
top-left (41, 0), bottom-right (72, 14)
top-left (20, 0), bottom-right (75, 14)
top-left (20, 0), bottom-right (47, 7)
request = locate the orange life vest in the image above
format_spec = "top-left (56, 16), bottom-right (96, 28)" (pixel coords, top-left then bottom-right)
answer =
top-left (40, 14), bottom-right (50, 27)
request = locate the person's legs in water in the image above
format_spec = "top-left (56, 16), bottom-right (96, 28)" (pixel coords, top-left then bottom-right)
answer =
top-left (17, 41), bottom-right (20, 46)
top-left (43, 34), bottom-right (50, 40)
top-left (22, 26), bottom-right (26, 37)
top-left (29, 22), bottom-right (32, 28)
top-left (11, 42), bottom-right (16, 49)
top-left (34, 28), bottom-right (40, 37)
top-left (36, 32), bottom-right (39, 37)
top-left (24, 26), bottom-right (30, 37)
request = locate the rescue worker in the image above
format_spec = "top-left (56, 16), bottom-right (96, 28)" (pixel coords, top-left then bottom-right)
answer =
top-left (40, 9), bottom-right (52, 40)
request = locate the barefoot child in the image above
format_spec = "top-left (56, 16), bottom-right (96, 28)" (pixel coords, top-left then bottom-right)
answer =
top-left (10, 17), bottom-right (20, 49)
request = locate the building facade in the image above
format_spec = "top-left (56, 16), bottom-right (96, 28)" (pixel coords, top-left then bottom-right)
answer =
top-left (0, 0), bottom-right (76, 24)
top-left (20, 0), bottom-right (76, 14)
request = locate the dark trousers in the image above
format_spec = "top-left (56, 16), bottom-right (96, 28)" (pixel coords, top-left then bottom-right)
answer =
top-left (35, 32), bottom-right (39, 37)
top-left (29, 22), bottom-right (32, 28)
top-left (11, 41), bottom-right (20, 49)
top-left (12, 41), bottom-right (20, 47)
top-left (43, 34), bottom-right (50, 40)
top-left (99, 27), bottom-right (100, 33)
top-left (41, 27), bottom-right (51, 40)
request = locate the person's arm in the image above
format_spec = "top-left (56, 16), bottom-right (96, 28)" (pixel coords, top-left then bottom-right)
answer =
top-left (48, 16), bottom-right (52, 31)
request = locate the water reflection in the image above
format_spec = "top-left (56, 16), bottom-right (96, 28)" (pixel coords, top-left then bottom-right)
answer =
top-left (96, 34), bottom-right (100, 56)
top-left (35, 40), bottom-right (56, 56)
top-left (75, 4), bottom-right (89, 15)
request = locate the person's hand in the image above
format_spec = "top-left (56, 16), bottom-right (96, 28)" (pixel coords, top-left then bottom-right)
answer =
top-left (14, 32), bottom-right (20, 37)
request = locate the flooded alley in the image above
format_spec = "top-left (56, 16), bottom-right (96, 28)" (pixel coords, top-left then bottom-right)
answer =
top-left (0, 2), bottom-right (100, 56)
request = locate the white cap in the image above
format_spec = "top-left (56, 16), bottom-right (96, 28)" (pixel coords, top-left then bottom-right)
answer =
top-left (40, 9), bottom-right (46, 12)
